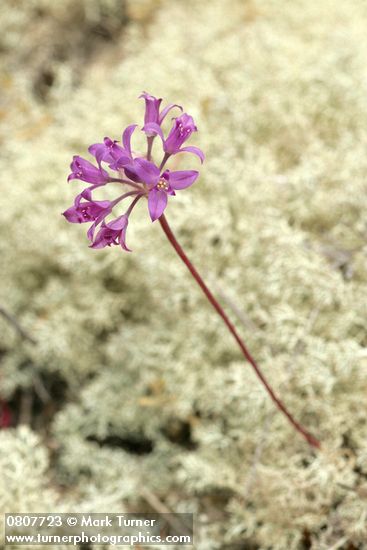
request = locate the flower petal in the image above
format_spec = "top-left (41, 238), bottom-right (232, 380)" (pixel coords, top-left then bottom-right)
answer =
top-left (167, 170), bottom-right (199, 190)
top-left (109, 152), bottom-right (131, 171)
top-left (142, 122), bottom-right (164, 141)
top-left (159, 103), bottom-right (183, 124)
top-left (89, 226), bottom-right (110, 249)
top-left (122, 124), bottom-right (137, 157)
top-left (86, 208), bottom-right (112, 240)
top-left (105, 214), bottom-right (128, 231)
top-left (179, 146), bottom-right (205, 164)
top-left (62, 206), bottom-right (84, 223)
top-left (129, 158), bottom-right (160, 186)
top-left (88, 143), bottom-right (106, 166)
top-left (148, 188), bottom-right (168, 221)
top-left (139, 92), bottom-right (162, 125)
top-left (67, 156), bottom-right (110, 184)
top-left (89, 138), bottom-right (126, 168)
top-left (118, 226), bottom-right (131, 252)
top-left (87, 221), bottom-right (98, 241)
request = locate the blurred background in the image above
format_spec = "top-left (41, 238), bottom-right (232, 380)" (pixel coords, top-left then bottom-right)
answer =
top-left (0, 0), bottom-right (367, 548)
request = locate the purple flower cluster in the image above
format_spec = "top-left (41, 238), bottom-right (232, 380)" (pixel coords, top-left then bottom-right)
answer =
top-left (63, 92), bottom-right (204, 251)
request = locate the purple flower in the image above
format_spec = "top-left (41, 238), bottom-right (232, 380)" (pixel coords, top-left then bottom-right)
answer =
top-left (90, 214), bottom-right (130, 251)
top-left (144, 113), bottom-right (205, 163)
top-left (63, 197), bottom-right (112, 224)
top-left (64, 92), bottom-right (204, 251)
top-left (89, 137), bottom-right (125, 165)
top-left (67, 156), bottom-right (110, 184)
top-left (89, 125), bottom-right (137, 170)
top-left (164, 113), bottom-right (197, 152)
top-left (140, 92), bottom-right (182, 137)
top-left (126, 158), bottom-right (198, 221)
top-left (165, 114), bottom-right (205, 163)
top-left (62, 188), bottom-right (114, 243)
top-left (148, 170), bottom-right (198, 221)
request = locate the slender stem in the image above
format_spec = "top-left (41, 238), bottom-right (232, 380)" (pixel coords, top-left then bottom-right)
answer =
top-left (158, 214), bottom-right (320, 449)
top-left (147, 137), bottom-right (154, 161)
top-left (109, 178), bottom-right (143, 191)
top-left (126, 193), bottom-right (143, 216)
top-left (159, 153), bottom-right (171, 172)
top-left (112, 190), bottom-right (139, 208)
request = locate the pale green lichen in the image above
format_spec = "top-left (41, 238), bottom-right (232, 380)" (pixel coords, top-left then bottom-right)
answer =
top-left (0, 0), bottom-right (367, 548)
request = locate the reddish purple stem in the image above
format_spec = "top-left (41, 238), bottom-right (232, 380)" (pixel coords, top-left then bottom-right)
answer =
top-left (159, 214), bottom-right (320, 449)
